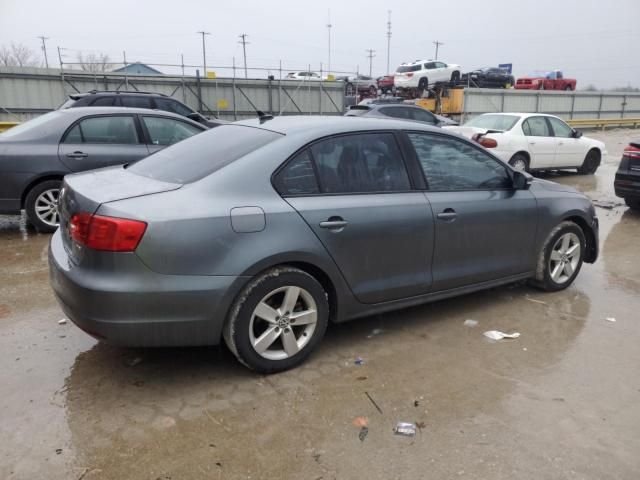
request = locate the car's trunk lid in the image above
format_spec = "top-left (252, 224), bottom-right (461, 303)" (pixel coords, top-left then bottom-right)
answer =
top-left (59, 165), bottom-right (181, 262)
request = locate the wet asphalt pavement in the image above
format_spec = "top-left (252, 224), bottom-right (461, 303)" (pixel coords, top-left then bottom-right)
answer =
top-left (1, 129), bottom-right (639, 480)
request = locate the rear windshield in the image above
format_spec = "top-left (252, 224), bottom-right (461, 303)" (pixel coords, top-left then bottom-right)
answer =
top-left (0, 111), bottom-right (64, 138)
top-left (464, 114), bottom-right (519, 131)
top-left (396, 64), bottom-right (421, 73)
top-left (127, 125), bottom-right (282, 183)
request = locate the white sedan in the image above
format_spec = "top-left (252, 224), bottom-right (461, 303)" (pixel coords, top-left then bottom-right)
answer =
top-left (444, 113), bottom-right (607, 174)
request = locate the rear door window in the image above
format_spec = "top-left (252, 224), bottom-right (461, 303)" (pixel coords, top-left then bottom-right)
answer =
top-left (64, 116), bottom-right (139, 144)
top-left (379, 106), bottom-right (411, 120)
top-left (90, 96), bottom-right (115, 106)
top-left (154, 98), bottom-right (194, 117)
top-left (522, 116), bottom-right (551, 137)
top-left (142, 116), bottom-right (203, 145)
top-left (120, 96), bottom-right (153, 109)
top-left (309, 133), bottom-right (410, 193)
top-left (128, 125), bottom-right (282, 183)
top-left (409, 108), bottom-right (437, 124)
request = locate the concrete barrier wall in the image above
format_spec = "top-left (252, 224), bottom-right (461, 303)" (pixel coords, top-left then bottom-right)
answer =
top-left (462, 88), bottom-right (640, 122)
top-left (0, 67), bottom-right (345, 122)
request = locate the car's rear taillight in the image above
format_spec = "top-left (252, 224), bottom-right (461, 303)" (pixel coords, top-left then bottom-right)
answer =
top-left (472, 134), bottom-right (498, 148)
top-left (70, 212), bottom-right (147, 252)
top-left (406, 72), bottom-right (414, 78)
top-left (623, 144), bottom-right (640, 159)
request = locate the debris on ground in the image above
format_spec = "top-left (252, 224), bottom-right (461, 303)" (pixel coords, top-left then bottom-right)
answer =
top-left (525, 297), bottom-right (547, 305)
top-left (57, 319), bottom-right (67, 325)
top-left (593, 199), bottom-right (623, 210)
top-left (414, 400), bottom-right (420, 407)
top-left (132, 380), bottom-right (145, 387)
top-left (415, 421), bottom-right (426, 430)
top-left (606, 317), bottom-right (616, 322)
top-left (394, 422), bottom-right (417, 437)
top-left (463, 319), bottom-right (478, 327)
top-left (354, 357), bottom-right (365, 366)
top-left (356, 376), bottom-right (368, 381)
top-left (366, 328), bottom-right (384, 338)
top-left (365, 391), bottom-right (383, 414)
top-left (352, 416), bottom-right (369, 427)
top-left (358, 426), bottom-right (369, 441)
top-left (126, 357), bottom-right (143, 367)
top-left (483, 330), bottom-right (520, 341)
top-left (55, 448), bottom-right (62, 454)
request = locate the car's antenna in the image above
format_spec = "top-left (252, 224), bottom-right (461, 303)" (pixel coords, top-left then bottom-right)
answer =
top-left (257, 110), bottom-right (274, 123)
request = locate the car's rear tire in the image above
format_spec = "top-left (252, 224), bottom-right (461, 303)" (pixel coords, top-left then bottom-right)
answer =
top-left (577, 149), bottom-right (600, 175)
top-left (564, 85), bottom-right (572, 91)
top-left (418, 77), bottom-right (428, 96)
top-left (450, 71), bottom-right (460, 84)
top-left (369, 85), bottom-right (377, 96)
top-left (529, 221), bottom-right (586, 292)
top-left (223, 266), bottom-right (329, 373)
top-left (509, 153), bottom-right (530, 172)
top-left (625, 198), bottom-right (640, 210)
top-left (25, 179), bottom-right (62, 233)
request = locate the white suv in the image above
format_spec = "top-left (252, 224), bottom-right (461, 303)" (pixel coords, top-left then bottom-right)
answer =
top-left (394, 60), bottom-right (462, 92)
top-left (285, 71), bottom-right (322, 81)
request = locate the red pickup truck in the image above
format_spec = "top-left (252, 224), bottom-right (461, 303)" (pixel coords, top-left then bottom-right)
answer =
top-left (515, 70), bottom-right (576, 91)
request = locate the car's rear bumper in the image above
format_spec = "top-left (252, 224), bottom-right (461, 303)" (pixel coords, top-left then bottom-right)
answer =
top-left (514, 85), bottom-right (536, 89)
top-left (614, 173), bottom-right (640, 199)
top-left (48, 230), bottom-right (248, 347)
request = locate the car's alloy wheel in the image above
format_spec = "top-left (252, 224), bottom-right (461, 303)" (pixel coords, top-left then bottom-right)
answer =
top-left (249, 286), bottom-right (318, 361)
top-left (530, 221), bottom-right (585, 291)
top-left (548, 232), bottom-right (581, 285)
top-left (509, 154), bottom-right (529, 172)
top-left (223, 266), bottom-right (329, 373)
top-left (24, 179), bottom-right (62, 233)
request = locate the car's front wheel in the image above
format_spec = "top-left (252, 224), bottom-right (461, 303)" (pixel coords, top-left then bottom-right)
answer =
top-left (509, 153), bottom-right (530, 172)
top-left (25, 179), bottom-right (62, 233)
top-left (223, 266), bottom-right (329, 373)
top-left (530, 221), bottom-right (586, 292)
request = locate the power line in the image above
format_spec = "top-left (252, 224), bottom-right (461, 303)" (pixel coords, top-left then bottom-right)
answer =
top-left (386, 11), bottom-right (392, 74)
top-left (365, 49), bottom-right (376, 77)
top-left (238, 34), bottom-right (249, 78)
top-left (197, 31), bottom-right (211, 75)
top-left (433, 40), bottom-right (444, 60)
top-left (37, 35), bottom-right (49, 69)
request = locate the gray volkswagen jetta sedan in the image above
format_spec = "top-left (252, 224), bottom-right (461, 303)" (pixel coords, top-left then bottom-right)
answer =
top-left (49, 116), bottom-right (599, 373)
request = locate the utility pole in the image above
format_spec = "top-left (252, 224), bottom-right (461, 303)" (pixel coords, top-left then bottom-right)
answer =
top-left (197, 31), bottom-right (211, 75)
top-left (238, 34), bottom-right (249, 78)
top-left (386, 10), bottom-right (392, 74)
top-left (433, 40), bottom-right (444, 60)
top-left (327, 10), bottom-right (332, 76)
top-left (365, 49), bottom-right (376, 77)
top-left (37, 36), bottom-right (49, 68)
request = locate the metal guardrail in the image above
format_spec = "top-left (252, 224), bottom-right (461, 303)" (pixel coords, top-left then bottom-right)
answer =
top-left (0, 121), bottom-right (19, 132)
top-left (566, 118), bottom-right (640, 130)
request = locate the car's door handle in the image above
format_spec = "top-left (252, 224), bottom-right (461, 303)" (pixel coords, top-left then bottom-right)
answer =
top-left (528, 141), bottom-right (536, 145)
top-left (66, 151), bottom-right (88, 158)
top-left (437, 209), bottom-right (457, 221)
top-left (319, 217), bottom-right (348, 230)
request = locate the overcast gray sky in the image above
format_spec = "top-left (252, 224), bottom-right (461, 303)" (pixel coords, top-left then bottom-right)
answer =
top-left (1, 0), bottom-right (638, 88)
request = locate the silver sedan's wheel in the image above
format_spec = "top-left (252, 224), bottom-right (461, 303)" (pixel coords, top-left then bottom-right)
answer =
top-left (223, 266), bottom-right (329, 373)
top-left (249, 286), bottom-right (318, 361)
top-left (34, 188), bottom-right (60, 227)
top-left (548, 232), bottom-right (581, 285)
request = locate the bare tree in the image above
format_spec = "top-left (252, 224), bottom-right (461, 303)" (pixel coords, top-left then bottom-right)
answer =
top-left (77, 52), bottom-right (114, 72)
top-left (0, 43), bottom-right (39, 67)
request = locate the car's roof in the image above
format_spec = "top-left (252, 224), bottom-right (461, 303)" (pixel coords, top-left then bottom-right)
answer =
top-left (70, 91), bottom-right (166, 98)
top-left (477, 112), bottom-right (560, 119)
top-left (59, 106), bottom-right (196, 120)
top-left (235, 115), bottom-right (441, 136)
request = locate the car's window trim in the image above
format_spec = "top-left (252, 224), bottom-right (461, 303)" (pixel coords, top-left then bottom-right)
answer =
top-left (60, 113), bottom-right (141, 145)
top-left (271, 130), bottom-right (419, 197)
top-left (401, 130), bottom-right (515, 192)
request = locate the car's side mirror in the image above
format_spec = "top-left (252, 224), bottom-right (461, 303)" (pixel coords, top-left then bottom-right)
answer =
top-left (187, 112), bottom-right (204, 121)
top-left (512, 170), bottom-right (533, 190)
top-left (572, 129), bottom-right (583, 138)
